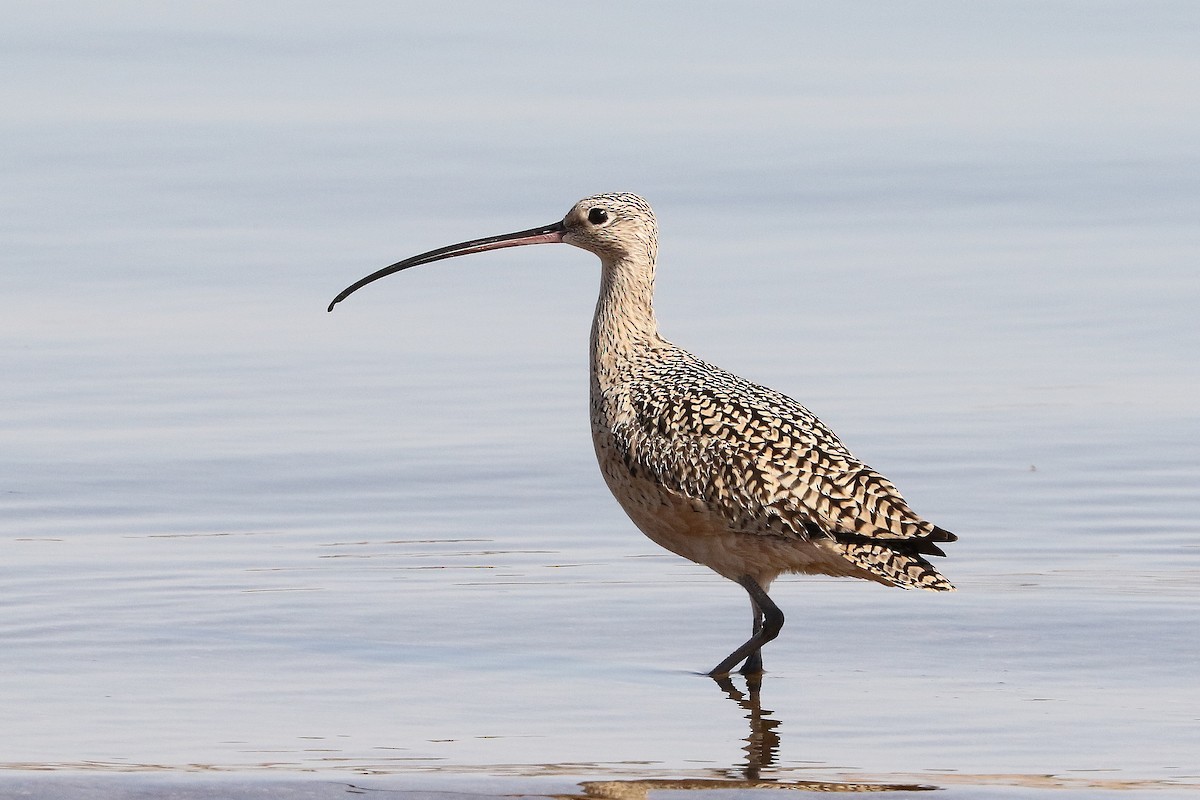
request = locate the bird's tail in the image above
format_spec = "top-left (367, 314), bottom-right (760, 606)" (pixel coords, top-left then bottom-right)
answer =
top-left (831, 541), bottom-right (956, 591)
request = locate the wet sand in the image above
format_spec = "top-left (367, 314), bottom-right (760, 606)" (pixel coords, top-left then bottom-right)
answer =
top-left (2, 771), bottom-right (1198, 800)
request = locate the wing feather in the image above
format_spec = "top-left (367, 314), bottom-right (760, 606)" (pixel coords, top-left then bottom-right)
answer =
top-left (612, 351), bottom-right (954, 552)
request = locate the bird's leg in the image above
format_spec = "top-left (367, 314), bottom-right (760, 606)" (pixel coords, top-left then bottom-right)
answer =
top-left (740, 601), bottom-right (765, 674)
top-left (708, 577), bottom-right (784, 678)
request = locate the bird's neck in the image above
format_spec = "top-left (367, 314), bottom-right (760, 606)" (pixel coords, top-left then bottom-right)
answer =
top-left (590, 255), bottom-right (662, 386)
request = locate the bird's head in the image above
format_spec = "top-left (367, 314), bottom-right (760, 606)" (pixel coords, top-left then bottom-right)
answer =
top-left (561, 192), bottom-right (658, 265)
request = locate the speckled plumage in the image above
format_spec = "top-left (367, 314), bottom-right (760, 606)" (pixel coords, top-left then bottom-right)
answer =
top-left (329, 191), bottom-right (956, 676)
top-left (591, 342), bottom-right (955, 591)
top-left (580, 193), bottom-right (955, 598)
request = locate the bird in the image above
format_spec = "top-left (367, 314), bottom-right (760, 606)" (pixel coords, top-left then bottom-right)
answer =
top-left (328, 192), bottom-right (956, 677)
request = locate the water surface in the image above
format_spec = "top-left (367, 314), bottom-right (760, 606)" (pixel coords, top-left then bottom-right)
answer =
top-left (2, 3), bottom-right (1198, 797)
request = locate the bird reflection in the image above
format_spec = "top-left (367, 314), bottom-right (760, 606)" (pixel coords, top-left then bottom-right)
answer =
top-left (711, 672), bottom-right (780, 780)
top-left (562, 676), bottom-right (936, 798)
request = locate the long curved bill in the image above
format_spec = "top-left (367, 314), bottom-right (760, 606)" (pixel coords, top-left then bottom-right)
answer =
top-left (327, 220), bottom-right (566, 312)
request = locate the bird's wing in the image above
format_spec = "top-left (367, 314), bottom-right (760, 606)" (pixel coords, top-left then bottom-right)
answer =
top-left (616, 356), bottom-right (951, 551)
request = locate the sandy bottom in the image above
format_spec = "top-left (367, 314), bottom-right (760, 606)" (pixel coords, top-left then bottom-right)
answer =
top-left (2, 772), bottom-right (1198, 800)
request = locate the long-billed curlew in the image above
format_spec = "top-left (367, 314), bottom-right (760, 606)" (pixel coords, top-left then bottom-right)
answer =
top-left (329, 193), bottom-right (956, 677)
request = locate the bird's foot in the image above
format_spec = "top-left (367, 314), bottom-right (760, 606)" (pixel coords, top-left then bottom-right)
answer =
top-left (740, 650), bottom-right (763, 675)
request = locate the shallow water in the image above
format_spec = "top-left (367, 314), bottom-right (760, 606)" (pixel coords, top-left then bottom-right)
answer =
top-left (2, 2), bottom-right (1199, 797)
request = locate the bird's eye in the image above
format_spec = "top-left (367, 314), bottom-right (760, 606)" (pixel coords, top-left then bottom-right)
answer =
top-left (587, 207), bottom-right (610, 225)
